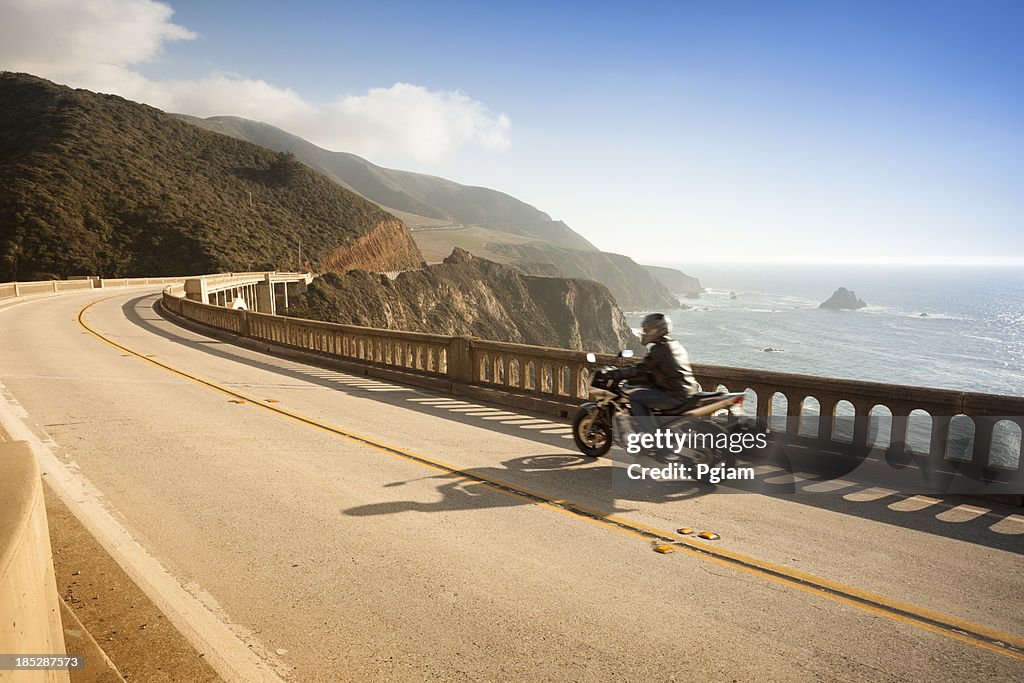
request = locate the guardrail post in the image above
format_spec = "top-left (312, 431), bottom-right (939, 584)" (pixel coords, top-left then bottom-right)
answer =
top-left (239, 310), bottom-right (250, 338)
top-left (449, 336), bottom-right (475, 384)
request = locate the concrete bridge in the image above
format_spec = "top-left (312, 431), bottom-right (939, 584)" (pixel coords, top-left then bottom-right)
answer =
top-left (1, 272), bottom-right (1022, 682)
top-left (182, 271), bottom-right (313, 314)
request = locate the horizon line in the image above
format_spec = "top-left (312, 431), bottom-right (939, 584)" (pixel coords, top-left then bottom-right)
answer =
top-left (642, 257), bottom-right (1024, 267)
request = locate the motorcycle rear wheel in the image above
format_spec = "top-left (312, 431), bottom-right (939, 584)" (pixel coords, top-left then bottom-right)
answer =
top-left (572, 408), bottom-right (613, 457)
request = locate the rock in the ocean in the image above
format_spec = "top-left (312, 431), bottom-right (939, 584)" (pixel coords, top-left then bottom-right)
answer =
top-left (919, 312), bottom-right (929, 317)
top-left (819, 287), bottom-right (867, 310)
top-left (729, 291), bottom-right (738, 300)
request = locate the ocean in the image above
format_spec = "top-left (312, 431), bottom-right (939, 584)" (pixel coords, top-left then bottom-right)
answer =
top-left (626, 264), bottom-right (1024, 466)
top-left (629, 264), bottom-right (1024, 397)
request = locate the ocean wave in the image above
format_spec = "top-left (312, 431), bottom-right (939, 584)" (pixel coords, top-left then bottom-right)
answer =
top-left (859, 306), bottom-right (967, 321)
top-left (959, 333), bottom-right (1009, 345)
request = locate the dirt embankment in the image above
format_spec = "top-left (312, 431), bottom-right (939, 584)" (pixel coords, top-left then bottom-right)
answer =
top-left (319, 217), bottom-right (423, 273)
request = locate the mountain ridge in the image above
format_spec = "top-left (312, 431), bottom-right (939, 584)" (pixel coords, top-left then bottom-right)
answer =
top-left (176, 114), bottom-right (598, 252)
top-left (176, 113), bottom-right (702, 309)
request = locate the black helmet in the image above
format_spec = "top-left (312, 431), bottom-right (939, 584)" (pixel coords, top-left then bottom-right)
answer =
top-left (640, 313), bottom-right (672, 345)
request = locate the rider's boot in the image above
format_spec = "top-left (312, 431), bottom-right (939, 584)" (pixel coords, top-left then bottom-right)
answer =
top-left (613, 413), bottom-right (638, 449)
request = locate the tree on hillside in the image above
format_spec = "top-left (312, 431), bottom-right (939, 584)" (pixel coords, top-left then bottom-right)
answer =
top-left (1, 239), bottom-right (22, 281)
top-left (269, 151), bottom-right (303, 186)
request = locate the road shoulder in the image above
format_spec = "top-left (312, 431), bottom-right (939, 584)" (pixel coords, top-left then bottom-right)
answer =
top-left (44, 481), bottom-right (222, 682)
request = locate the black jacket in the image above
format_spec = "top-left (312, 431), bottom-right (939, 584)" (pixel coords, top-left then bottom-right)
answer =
top-left (610, 338), bottom-right (698, 397)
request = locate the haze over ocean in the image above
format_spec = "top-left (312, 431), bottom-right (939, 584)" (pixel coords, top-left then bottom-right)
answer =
top-left (630, 264), bottom-right (1024, 397)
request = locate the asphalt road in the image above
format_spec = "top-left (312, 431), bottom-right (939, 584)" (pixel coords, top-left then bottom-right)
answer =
top-left (1, 288), bottom-right (1022, 682)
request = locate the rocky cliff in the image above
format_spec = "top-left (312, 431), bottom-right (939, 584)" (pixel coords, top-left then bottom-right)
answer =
top-left (487, 242), bottom-right (681, 311)
top-left (287, 249), bottom-right (639, 353)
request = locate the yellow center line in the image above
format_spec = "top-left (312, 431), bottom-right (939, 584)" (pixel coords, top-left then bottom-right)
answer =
top-left (78, 295), bottom-right (1024, 661)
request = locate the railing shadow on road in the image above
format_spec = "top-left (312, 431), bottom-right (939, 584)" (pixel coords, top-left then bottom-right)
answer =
top-left (120, 294), bottom-right (1024, 555)
top-left (342, 453), bottom-right (715, 519)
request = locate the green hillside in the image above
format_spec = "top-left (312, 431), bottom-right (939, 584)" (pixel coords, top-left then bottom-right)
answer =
top-left (177, 115), bottom-right (598, 251)
top-left (0, 73), bottom-right (421, 280)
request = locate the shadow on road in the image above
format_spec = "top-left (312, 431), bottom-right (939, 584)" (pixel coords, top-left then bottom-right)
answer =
top-left (343, 453), bottom-right (713, 518)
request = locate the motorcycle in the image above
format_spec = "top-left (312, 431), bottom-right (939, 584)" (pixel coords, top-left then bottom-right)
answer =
top-left (572, 350), bottom-right (748, 466)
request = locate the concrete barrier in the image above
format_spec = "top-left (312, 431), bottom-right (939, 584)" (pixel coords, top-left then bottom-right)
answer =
top-left (0, 274), bottom-right (205, 304)
top-left (0, 271), bottom-right (302, 305)
top-left (0, 442), bottom-right (69, 682)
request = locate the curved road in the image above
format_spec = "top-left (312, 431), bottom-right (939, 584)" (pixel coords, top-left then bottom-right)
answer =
top-left (1, 288), bottom-right (1022, 681)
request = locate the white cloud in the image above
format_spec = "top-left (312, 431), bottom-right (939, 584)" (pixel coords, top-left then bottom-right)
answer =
top-left (0, 0), bottom-right (510, 163)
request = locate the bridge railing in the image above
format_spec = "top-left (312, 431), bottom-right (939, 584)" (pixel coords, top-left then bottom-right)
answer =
top-left (1, 275), bottom-right (197, 302)
top-left (246, 310), bottom-right (453, 379)
top-left (690, 364), bottom-right (1023, 472)
top-left (161, 284), bottom-right (1022, 478)
top-left (0, 272), bottom-right (306, 304)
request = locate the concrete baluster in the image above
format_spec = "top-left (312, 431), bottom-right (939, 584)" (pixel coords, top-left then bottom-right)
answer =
top-left (817, 395), bottom-right (838, 445)
top-left (931, 415), bottom-right (952, 464)
top-left (887, 405), bottom-right (910, 459)
top-left (786, 393), bottom-right (802, 438)
top-left (851, 400), bottom-right (871, 450)
top-left (753, 386), bottom-right (771, 431)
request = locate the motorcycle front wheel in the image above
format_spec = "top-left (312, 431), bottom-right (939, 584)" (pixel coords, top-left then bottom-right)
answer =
top-left (572, 407), bottom-right (613, 457)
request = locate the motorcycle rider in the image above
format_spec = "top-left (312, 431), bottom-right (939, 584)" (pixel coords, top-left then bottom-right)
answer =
top-left (605, 313), bottom-right (698, 444)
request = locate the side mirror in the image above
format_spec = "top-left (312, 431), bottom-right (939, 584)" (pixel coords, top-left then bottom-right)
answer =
top-left (619, 349), bottom-right (634, 358)
top-left (585, 352), bottom-right (597, 363)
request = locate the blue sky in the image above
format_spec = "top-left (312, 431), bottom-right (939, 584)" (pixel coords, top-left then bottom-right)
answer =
top-left (2, 0), bottom-right (1022, 264)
